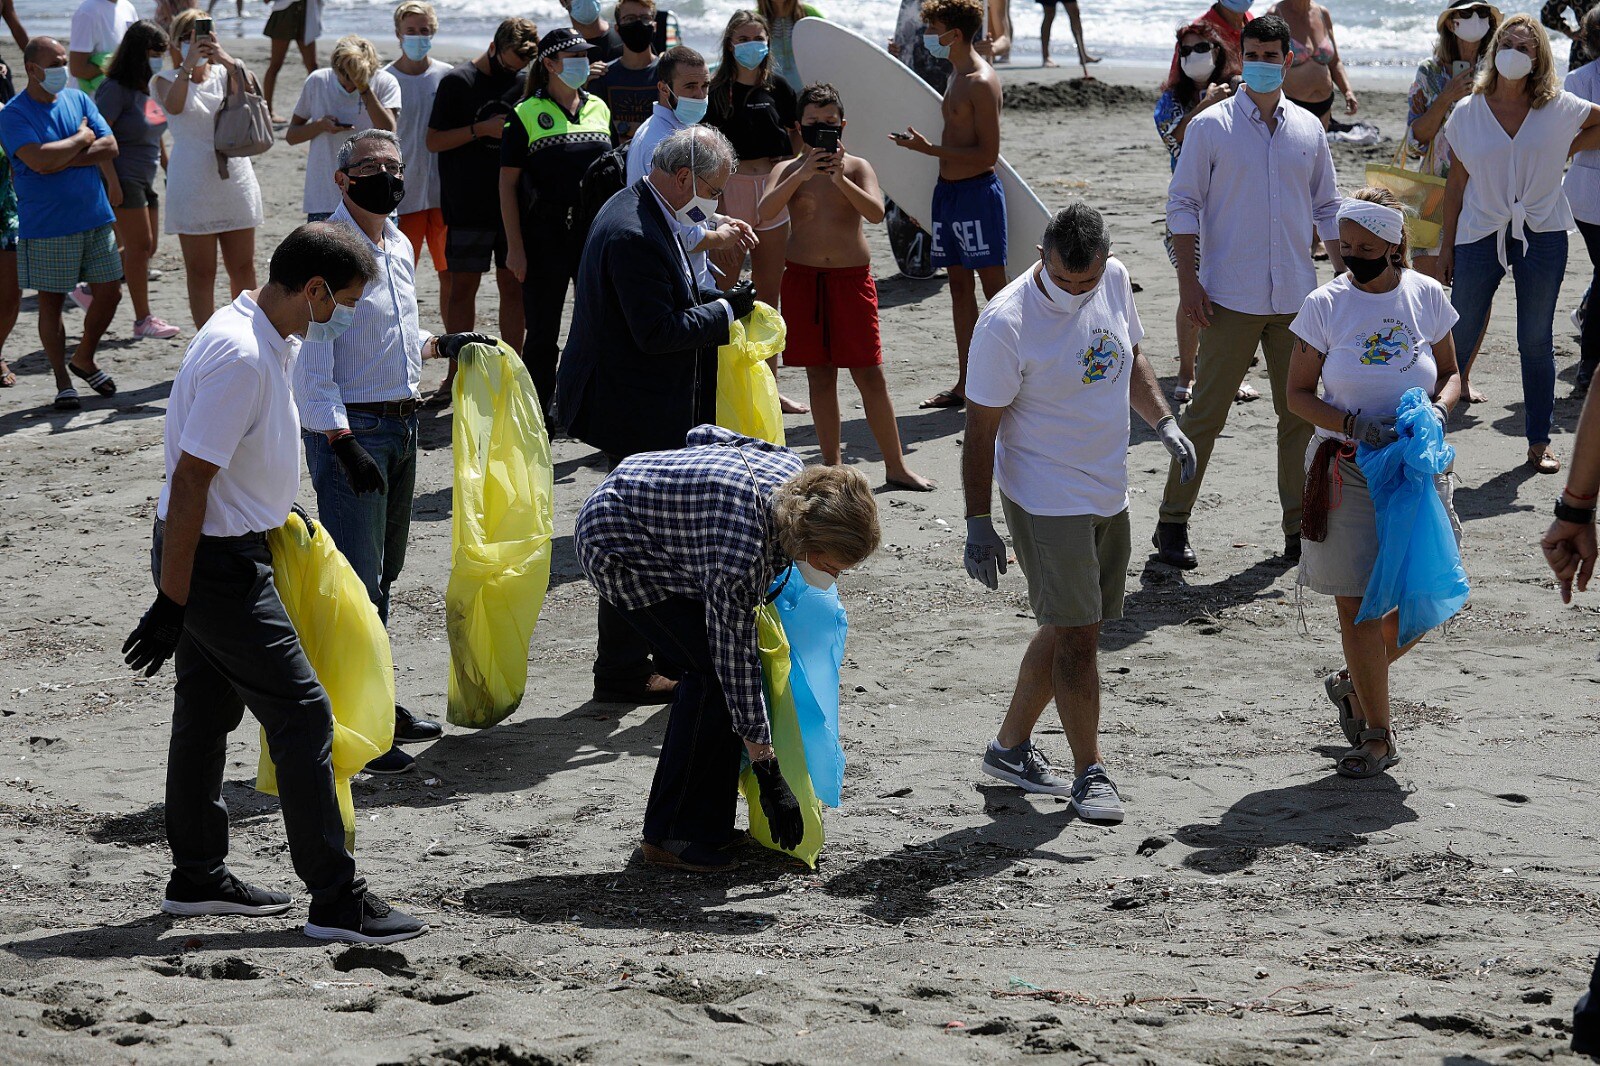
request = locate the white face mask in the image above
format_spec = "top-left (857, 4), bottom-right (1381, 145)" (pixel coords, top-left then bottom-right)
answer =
top-left (1181, 50), bottom-right (1214, 81)
top-left (674, 137), bottom-right (720, 226)
top-left (796, 559), bottom-right (835, 590)
top-left (1495, 46), bottom-right (1533, 80)
top-left (1038, 261), bottom-right (1101, 314)
top-left (1452, 14), bottom-right (1490, 42)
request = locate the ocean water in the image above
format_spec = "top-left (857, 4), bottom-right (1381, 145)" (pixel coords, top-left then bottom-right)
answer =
top-left (12, 0), bottom-right (1472, 70)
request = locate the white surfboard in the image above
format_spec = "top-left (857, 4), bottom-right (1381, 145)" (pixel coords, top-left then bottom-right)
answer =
top-left (793, 17), bottom-right (1051, 281)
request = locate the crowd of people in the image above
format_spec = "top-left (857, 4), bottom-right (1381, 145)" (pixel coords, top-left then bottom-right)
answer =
top-left (0, 0), bottom-right (1580, 993)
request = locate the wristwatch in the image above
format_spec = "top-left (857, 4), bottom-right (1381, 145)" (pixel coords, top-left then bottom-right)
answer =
top-left (1554, 497), bottom-right (1597, 524)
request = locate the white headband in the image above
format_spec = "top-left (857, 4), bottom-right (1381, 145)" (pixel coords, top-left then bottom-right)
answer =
top-left (1337, 199), bottom-right (1405, 244)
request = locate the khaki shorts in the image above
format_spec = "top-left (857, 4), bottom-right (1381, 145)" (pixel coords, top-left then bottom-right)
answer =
top-left (1000, 492), bottom-right (1131, 628)
top-left (1298, 438), bottom-right (1463, 598)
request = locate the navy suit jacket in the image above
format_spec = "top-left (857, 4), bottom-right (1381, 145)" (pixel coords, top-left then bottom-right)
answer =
top-left (554, 177), bottom-right (729, 459)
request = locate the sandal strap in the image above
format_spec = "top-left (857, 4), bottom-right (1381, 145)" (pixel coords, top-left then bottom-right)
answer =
top-left (1354, 727), bottom-right (1392, 744)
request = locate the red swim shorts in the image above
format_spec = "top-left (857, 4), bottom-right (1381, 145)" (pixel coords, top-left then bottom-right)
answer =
top-left (779, 262), bottom-right (882, 368)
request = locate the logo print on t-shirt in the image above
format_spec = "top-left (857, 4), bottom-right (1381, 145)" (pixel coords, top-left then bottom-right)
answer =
top-left (1080, 329), bottom-right (1126, 385)
top-left (1358, 319), bottom-right (1419, 372)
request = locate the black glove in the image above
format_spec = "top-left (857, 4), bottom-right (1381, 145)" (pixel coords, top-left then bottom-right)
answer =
top-left (122, 591), bottom-right (185, 677)
top-left (434, 331), bottom-right (495, 361)
top-left (332, 434), bottom-right (385, 495)
top-left (722, 280), bottom-right (756, 321)
top-left (290, 502), bottom-right (318, 537)
top-left (751, 756), bottom-right (804, 850)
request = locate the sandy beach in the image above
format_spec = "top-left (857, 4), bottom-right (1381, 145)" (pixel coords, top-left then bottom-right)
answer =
top-left (1, 40), bottom-right (1598, 1065)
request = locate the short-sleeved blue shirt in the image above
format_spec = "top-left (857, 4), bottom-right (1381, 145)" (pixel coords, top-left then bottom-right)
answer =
top-left (0, 88), bottom-right (115, 239)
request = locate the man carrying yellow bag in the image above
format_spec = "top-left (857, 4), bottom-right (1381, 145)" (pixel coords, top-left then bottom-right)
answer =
top-left (575, 425), bottom-right (880, 872)
top-left (122, 224), bottom-right (426, 945)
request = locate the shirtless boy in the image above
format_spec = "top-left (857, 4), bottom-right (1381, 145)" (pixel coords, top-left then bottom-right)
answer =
top-left (891, 0), bottom-right (1006, 410)
top-left (761, 84), bottom-right (934, 491)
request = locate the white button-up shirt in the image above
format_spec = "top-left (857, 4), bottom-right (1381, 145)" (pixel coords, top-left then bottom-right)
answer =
top-left (293, 200), bottom-right (431, 432)
top-left (1166, 91), bottom-right (1341, 317)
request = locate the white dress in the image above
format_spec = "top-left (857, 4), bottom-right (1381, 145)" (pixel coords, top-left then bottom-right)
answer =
top-left (153, 66), bottom-right (265, 236)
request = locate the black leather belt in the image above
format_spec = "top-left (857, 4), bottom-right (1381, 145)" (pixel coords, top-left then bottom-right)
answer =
top-left (347, 398), bottom-right (420, 418)
top-left (153, 518), bottom-right (268, 545)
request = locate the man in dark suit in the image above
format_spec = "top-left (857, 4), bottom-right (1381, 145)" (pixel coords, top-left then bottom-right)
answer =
top-left (556, 125), bottom-right (757, 704)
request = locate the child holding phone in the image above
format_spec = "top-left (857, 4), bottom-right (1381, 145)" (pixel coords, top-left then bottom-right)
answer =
top-left (759, 83), bottom-right (934, 491)
top-left (286, 34), bottom-right (400, 220)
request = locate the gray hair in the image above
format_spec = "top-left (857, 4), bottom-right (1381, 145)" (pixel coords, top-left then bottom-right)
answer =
top-left (336, 128), bottom-right (401, 170)
top-left (1041, 201), bottom-right (1111, 273)
top-left (651, 126), bottom-right (738, 180)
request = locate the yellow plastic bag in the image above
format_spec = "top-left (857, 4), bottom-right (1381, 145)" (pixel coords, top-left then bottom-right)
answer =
top-left (446, 338), bottom-right (554, 728)
top-left (259, 511), bottom-right (395, 852)
top-left (716, 300), bottom-right (786, 446)
top-left (739, 602), bottom-right (825, 868)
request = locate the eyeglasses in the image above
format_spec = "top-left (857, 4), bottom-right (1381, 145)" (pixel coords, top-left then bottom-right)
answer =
top-left (342, 160), bottom-right (405, 178)
top-left (618, 14), bottom-right (652, 25)
top-left (1179, 41), bottom-right (1214, 57)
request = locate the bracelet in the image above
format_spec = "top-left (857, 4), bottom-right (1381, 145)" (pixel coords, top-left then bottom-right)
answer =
top-left (329, 429), bottom-right (353, 442)
top-left (1341, 411), bottom-right (1356, 437)
top-left (1565, 485), bottom-right (1599, 501)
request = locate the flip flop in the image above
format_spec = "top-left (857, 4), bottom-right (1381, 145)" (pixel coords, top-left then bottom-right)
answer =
top-left (919, 389), bottom-right (965, 410)
top-left (1324, 670), bottom-right (1364, 747)
top-left (1173, 384), bottom-right (1192, 403)
top-left (53, 387), bottom-right (80, 411)
top-left (68, 363), bottom-right (115, 397)
top-left (0, 360), bottom-right (14, 387)
top-left (1235, 383), bottom-right (1260, 403)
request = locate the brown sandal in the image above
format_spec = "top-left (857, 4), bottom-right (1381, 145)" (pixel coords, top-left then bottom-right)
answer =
top-left (1336, 727), bottom-right (1399, 779)
top-left (1529, 446), bottom-right (1561, 474)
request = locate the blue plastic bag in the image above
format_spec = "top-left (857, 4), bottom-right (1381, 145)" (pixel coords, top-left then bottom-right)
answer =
top-left (1354, 387), bottom-right (1469, 644)
top-left (769, 566), bottom-right (849, 808)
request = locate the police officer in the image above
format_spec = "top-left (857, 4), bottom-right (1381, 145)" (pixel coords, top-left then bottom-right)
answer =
top-left (499, 27), bottom-right (613, 412)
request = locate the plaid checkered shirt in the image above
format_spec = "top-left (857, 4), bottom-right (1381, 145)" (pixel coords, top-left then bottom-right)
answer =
top-left (575, 425), bottom-right (804, 745)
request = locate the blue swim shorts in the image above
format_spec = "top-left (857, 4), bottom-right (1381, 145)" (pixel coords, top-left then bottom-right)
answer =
top-left (930, 171), bottom-right (1007, 270)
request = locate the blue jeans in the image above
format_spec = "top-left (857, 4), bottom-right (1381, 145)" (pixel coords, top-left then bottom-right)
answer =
top-left (303, 411), bottom-right (418, 624)
top-left (1450, 226), bottom-right (1567, 445)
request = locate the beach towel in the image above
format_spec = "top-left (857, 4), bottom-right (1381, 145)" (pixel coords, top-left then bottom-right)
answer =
top-left (446, 338), bottom-right (555, 728)
top-left (1355, 386), bottom-right (1469, 644)
top-left (716, 301), bottom-right (786, 446)
top-left (259, 510), bottom-right (395, 851)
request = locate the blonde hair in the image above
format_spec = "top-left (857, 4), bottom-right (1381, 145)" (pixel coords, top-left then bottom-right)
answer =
top-left (392, 0), bottom-right (437, 35)
top-left (772, 465), bottom-right (881, 568)
top-left (1474, 13), bottom-right (1559, 106)
top-left (169, 7), bottom-right (203, 47)
top-left (331, 35), bottom-right (382, 89)
top-left (1348, 186), bottom-right (1412, 268)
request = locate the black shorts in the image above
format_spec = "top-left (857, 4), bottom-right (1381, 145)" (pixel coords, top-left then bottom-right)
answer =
top-left (444, 224), bottom-right (508, 274)
top-left (119, 174), bottom-right (160, 210)
top-left (264, 0), bottom-right (308, 42)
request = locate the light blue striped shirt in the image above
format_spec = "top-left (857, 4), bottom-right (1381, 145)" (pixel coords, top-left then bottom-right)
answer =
top-left (293, 200), bottom-right (432, 432)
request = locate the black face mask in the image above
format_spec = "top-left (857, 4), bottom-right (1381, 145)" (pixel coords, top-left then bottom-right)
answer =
top-left (346, 170), bottom-right (405, 215)
top-left (1345, 249), bottom-right (1393, 285)
top-left (799, 122), bottom-right (842, 148)
top-left (486, 48), bottom-right (512, 87)
top-left (618, 19), bottom-right (654, 53)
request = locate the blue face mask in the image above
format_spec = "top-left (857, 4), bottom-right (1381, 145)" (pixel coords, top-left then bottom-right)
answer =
top-left (1218, 0), bottom-right (1252, 12)
top-left (400, 34), bottom-right (432, 60)
top-left (39, 64), bottom-right (69, 94)
top-left (671, 91), bottom-right (708, 124)
top-left (305, 287), bottom-right (357, 343)
top-left (923, 31), bottom-right (952, 59)
top-left (733, 40), bottom-right (769, 69)
top-left (1240, 59), bottom-right (1285, 93)
top-left (569, 0), bottom-right (601, 24)
top-left (558, 56), bottom-right (590, 89)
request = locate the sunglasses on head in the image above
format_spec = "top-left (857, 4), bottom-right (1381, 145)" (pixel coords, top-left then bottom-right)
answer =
top-left (1179, 41), bottom-right (1214, 57)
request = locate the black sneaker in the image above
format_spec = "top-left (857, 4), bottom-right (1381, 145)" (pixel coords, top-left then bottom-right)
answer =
top-left (1152, 522), bottom-right (1198, 570)
top-left (304, 882), bottom-right (427, 944)
top-left (161, 872), bottom-right (293, 917)
top-left (364, 746), bottom-right (415, 775)
top-left (393, 704), bottom-right (442, 744)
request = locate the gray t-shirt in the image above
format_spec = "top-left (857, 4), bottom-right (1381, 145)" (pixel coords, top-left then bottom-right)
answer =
top-left (94, 78), bottom-right (166, 184)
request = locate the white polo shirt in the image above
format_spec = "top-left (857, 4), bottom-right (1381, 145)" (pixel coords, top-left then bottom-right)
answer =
top-left (158, 293), bottom-right (303, 536)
